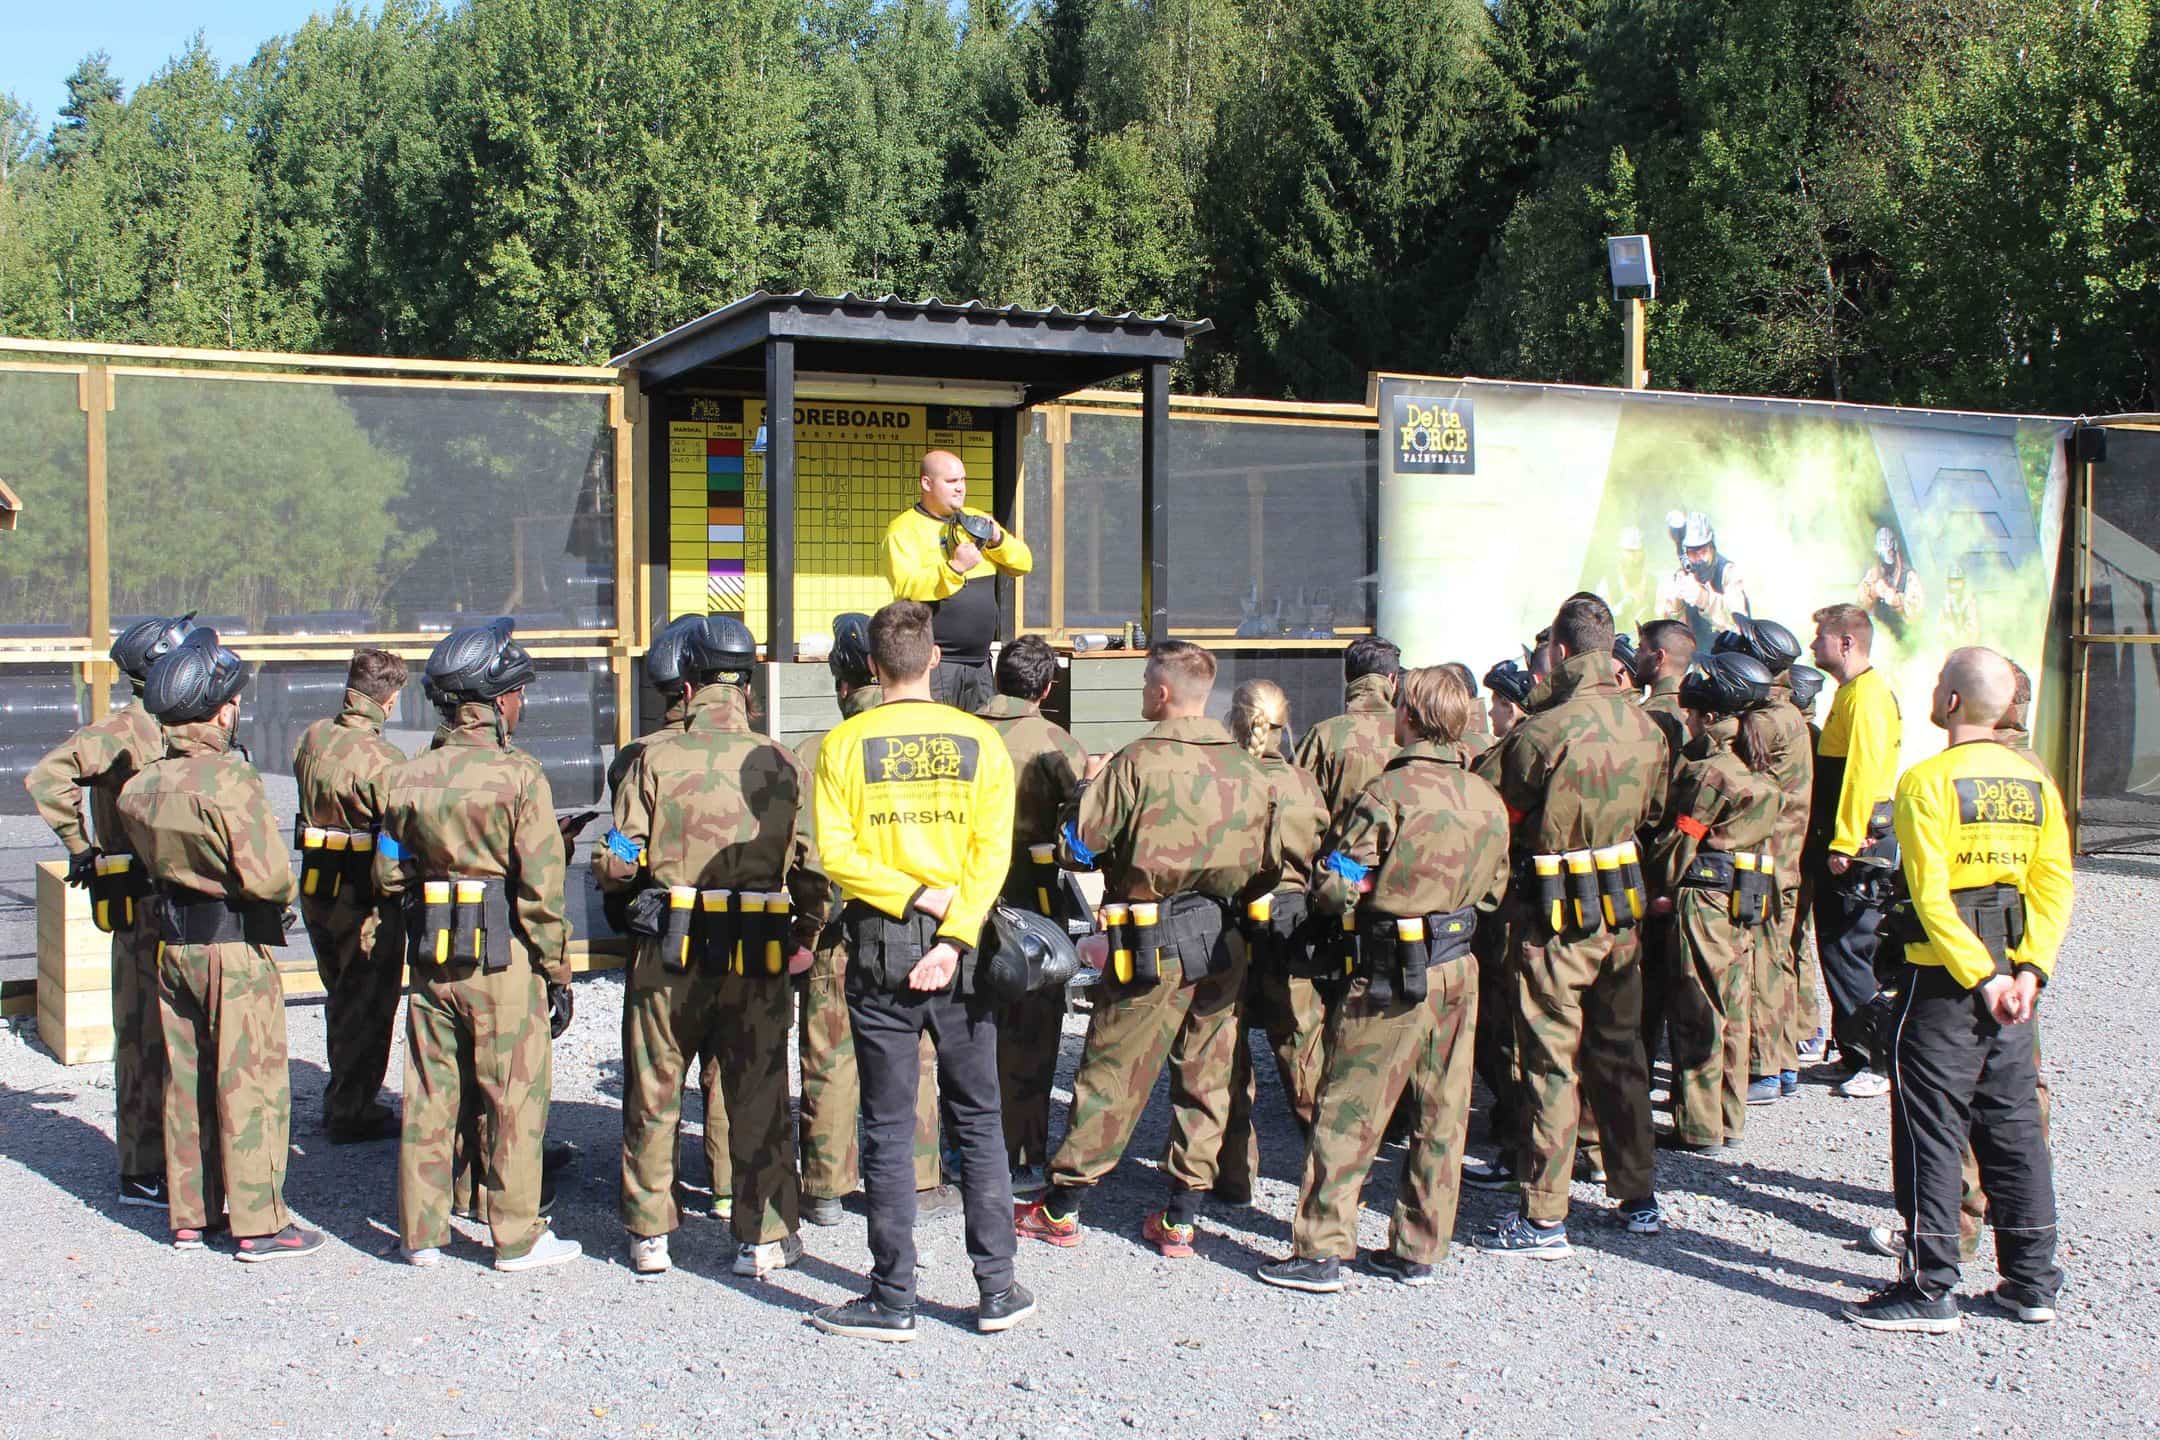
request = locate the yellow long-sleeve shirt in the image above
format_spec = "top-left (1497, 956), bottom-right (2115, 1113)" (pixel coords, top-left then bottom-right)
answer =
top-left (1892, 740), bottom-right (2073, 990)
top-left (880, 505), bottom-right (1033, 663)
top-left (1815, 664), bottom-right (1901, 856)
top-left (814, 697), bottom-right (1016, 953)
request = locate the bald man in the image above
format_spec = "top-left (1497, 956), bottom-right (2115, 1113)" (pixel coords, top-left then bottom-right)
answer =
top-left (1843, 647), bottom-right (2070, 1334)
top-left (879, 450), bottom-right (1033, 714)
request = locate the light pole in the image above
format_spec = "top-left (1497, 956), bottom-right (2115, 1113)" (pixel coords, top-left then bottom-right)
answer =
top-left (1606, 233), bottom-right (1656, 391)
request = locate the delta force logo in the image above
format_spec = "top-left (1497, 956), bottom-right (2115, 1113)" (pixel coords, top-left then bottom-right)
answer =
top-left (866, 733), bottom-right (980, 786)
top-left (1391, 394), bottom-right (1475, 475)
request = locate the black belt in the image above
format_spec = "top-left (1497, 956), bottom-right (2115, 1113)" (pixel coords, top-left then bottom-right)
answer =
top-left (629, 884), bottom-right (794, 978)
top-left (1676, 849), bottom-right (1777, 926)
top-left (151, 887), bottom-right (288, 947)
top-left (405, 876), bottom-right (516, 972)
top-left (1889, 881), bottom-right (2027, 976)
top-left (1099, 891), bottom-right (1234, 985)
top-left (1350, 906), bottom-right (1477, 1005)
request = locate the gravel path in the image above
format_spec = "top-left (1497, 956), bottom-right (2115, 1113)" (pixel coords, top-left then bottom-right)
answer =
top-left (3, 858), bottom-right (2157, 1439)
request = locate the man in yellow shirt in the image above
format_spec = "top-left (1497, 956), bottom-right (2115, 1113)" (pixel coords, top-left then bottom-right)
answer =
top-left (879, 449), bottom-right (1033, 713)
top-left (808, 600), bottom-right (1034, 1342)
top-left (1842, 647), bottom-right (2069, 1335)
top-left (1807, 603), bottom-right (1903, 1098)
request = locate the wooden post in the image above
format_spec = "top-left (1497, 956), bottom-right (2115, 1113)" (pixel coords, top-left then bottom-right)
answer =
top-left (80, 364), bottom-right (113, 721)
top-left (1141, 361), bottom-right (1171, 644)
top-left (610, 374), bottom-right (641, 747)
top-left (1048, 407), bottom-right (1068, 637)
top-left (993, 406), bottom-right (1021, 641)
top-left (765, 340), bottom-right (797, 661)
top-left (1623, 298), bottom-right (1648, 390)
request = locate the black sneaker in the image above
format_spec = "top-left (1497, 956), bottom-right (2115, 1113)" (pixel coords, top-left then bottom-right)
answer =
top-left (1656, 1132), bottom-right (1720, 1153)
top-left (1990, 1283), bottom-right (2058, 1325)
top-left (1257, 1256), bottom-right (1344, 1293)
top-left (914, 1186), bottom-right (961, 1225)
top-left (803, 1195), bottom-right (846, 1227)
top-left (119, 1174), bottom-right (168, 1209)
top-left (1363, 1250), bottom-right (1435, 1287)
top-left (977, 1282), bottom-right (1038, 1333)
top-left (542, 1140), bottom-right (578, 1176)
top-left (1461, 1155), bottom-right (1519, 1191)
top-left (539, 1173), bottom-right (558, 1216)
top-left (1842, 1280), bottom-right (1961, 1334)
top-left (236, 1224), bottom-right (327, 1263)
top-left (811, 1296), bottom-right (917, 1342)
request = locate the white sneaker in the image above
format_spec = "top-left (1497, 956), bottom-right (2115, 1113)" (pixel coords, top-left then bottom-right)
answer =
top-left (732, 1233), bottom-right (804, 1279)
top-left (1833, 1069), bottom-right (1890, 1099)
top-left (401, 1245), bottom-right (443, 1268)
top-left (495, 1230), bottom-right (581, 1272)
top-left (629, 1233), bottom-right (671, 1275)
top-left (1861, 1225), bottom-right (1901, 1258)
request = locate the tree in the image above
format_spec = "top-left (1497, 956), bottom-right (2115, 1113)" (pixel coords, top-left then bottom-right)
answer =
top-left (47, 53), bottom-right (123, 169)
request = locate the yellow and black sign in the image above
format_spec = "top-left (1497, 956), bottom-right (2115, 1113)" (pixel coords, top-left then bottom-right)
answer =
top-left (1392, 393), bottom-right (1475, 475)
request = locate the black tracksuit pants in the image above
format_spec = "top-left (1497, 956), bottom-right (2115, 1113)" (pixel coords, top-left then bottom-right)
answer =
top-left (1889, 965), bottom-right (2061, 1301)
top-left (847, 979), bottom-right (1016, 1310)
top-left (1811, 867), bottom-right (1887, 1071)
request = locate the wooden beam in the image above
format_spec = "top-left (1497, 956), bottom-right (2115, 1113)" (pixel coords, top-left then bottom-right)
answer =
top-left (1048, 407), bottom-right (1068, 636)
top-left (0, 334), bottom-right (619, 382)
top-left (81, 365), bottom-right (112, 721)
top-left (765, 339), bottom-right (798, 662)
top-left (1141, 360), bottom-right (1171, 645)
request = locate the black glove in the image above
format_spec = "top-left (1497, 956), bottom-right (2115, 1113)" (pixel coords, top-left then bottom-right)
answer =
top-left (65, 848), bottom-right (100, 887)
top-left (548, 981), bottom-right (574, 1039)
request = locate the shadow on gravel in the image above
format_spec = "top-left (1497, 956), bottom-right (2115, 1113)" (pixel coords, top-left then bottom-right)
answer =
top-left (1567, 1215), bottom-right (1876, 1313)
top-left (1, 1083), bottom-right (172, 1243)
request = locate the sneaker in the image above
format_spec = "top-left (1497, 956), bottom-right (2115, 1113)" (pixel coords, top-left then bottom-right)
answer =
top-left (542, 1140), bottom-right (578, 1176)
top-left (629, 1233), bottom-right (671, 1275)
top-left (1461, 1155), bottom-right (1520, 1191)
top-left (1861, 1224), bottom-right (1901, 1259)
top-left (1258, 1255), bottom-right (1344, 1293)
top-left (1009, 1166), bottom-right (1049, 1200)
top-left (1990, 1284), bottom-right (2057, 1325)
top-left (1575, 1152), bottom-right (1607, 1184)
top-left (1746, 1076), bottom-right (1782, 1106)
top-left (1834, 1069), bottom-right (1890, 1099)
top-left (811, 1295), bottom-right (916, 1342)
top-left (1797, 1029), bottom-right (1829, 1062)
top-left (914, 1185), bottom-right (961, 1225)
top-left (537, 1174), bottom-right (558, 1217)
top-left (1142, 1210), bottom-right (1197, 1259)
top-left (803, 1195), bottom-right (846, 1228)
top-left (1656, 1132), bottom-right (1720, 1153)
top-left (1474, 1214), bottom-right (1572, 1259)
top-left (712, 1195), bottom-right (733, 1222)
top-left (402, 1245), bottom-right (443, 1267)
top-left (1779, 1070), bottom-right (1800, 1097)
top-left (1842, 1280), bottom-right (1961, 1334)
top-left (236, 1224), bottom-right (327, 1263)
top-left (1363, 1250), bottom-right (1435, 1287)
top-left (977, 1282), bottom-right (1039, 1332)
top-left (1619, 1199), bottom-right (1663, 1235)
top-left (1014, 1201), bottom-right (1082, 1248)
top-left (495, 1230), bottom-right (581, 1272)
top-left (172, 1221), bottom-right (227, 1250)
top-left (732, 1233), bottom-right (804, 1279)
top-left (118, 1174), bottom-right (168, 1209)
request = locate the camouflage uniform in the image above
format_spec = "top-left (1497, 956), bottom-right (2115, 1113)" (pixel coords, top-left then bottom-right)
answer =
top-left (1292, 742), bottom-right (1510, 1263)
top-left (115, 721), bottom-right (298, 1236)
top-left (595, 682), bottom-right (825, 1245)
top-left (1046, 716), bottom-right (1280, 1204)
top-left (1652, 717), bottom-right (1780, 1145)
top-left (1744, 682), bottom-right (1813, 1081)
top-left (792, 685), bottom-right (941, 1200)
top-left (1788, 712), bottom-right (1825, 1056)
top-left (1294, 673), bottom-right (1400, 826)
top-left (376, 702), bottom-right (567, 1261)
top-left (1468, 742), bottom-right (1522, 1152)
top-left (1490, 653), bottom-right (1668, 1222)
top-left (978, 692), bottom-right (1087, 1169)
top-left (1637, 675), bottom-right (1687, 1071)
top-left (1219, 749), bottom-right (1330, 1198)
top-left (24, 701), bottom-right (169, 1181)
top-left (292, 689), bottom-right (406, 1134)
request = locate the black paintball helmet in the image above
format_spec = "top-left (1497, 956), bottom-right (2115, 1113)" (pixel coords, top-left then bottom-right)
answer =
top-left (143, 627), bottom-right (248, 725)
top-left (1612, 633), bottom-right (1642, 682)
top-left (1787, 664), bottom-right (1826, 711)
top-left (1679, 652), bottom-right (1774, 717)
top-left (1483, 659), bottom-right (1536, 708)
top-left (424, 617), bottom-right (534, 704)
top-left (1712, 614), bottom-right (1802, 676)
top-left (979, 904), bottom-right (1081, 1004)
top-left (683, 614), bottom-right (757, 683)
top-left (829, 612), bottom-right (874, 687)
top-left (645, 614), bottom-right (704, 694)
top-left (111, 612), bottom-right (198, 685)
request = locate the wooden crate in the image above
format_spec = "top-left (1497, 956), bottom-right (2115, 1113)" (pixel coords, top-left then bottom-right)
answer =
top-left (35, 860), bottom-right (114, 1066)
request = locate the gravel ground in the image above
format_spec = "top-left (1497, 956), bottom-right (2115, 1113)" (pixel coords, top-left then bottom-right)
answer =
top-left (3, 859), bottom-right (2158, 1440)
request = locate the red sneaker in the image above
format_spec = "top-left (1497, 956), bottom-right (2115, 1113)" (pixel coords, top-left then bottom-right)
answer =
top-left (1013, 1201), bottom-right (1081, 1247)
top-left (236, 1224), bottom-right (326, 1263)
top-left (1143, 1211), bottom-right (1196, 1259)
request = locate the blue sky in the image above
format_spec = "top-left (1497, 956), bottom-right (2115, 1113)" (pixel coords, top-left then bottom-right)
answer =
top-left (6, 2), bottom-right (335, 128)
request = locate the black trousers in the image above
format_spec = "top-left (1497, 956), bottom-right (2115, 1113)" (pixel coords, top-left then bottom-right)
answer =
top-left (1889, 965), bottom-right (2060, 1301)
top-left (930, 659), bottom-right (993, 715)
top-left (1810, 868), bottom-right (1886, 1070)
top-left (847, 979), bottom-right (1016, 1310)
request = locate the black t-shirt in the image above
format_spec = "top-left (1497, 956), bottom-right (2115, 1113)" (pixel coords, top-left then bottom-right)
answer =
top-left (932, 575), bottom-right (999, 664)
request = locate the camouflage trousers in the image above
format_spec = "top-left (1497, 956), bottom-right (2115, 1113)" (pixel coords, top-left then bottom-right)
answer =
top-left (1673, 891), bottom-right (1755, 1147)
top-left (1293, 957), bottom-right (1478, 1263)
top-left (1788, 869), bottom-right (1822, 1053)
top-left (1472, 913), bottom-right (1522, 1150)
top-left (1047, 946), bottom-right (1246, 1196)
top-left (112, 914), bottom-right (168, 1177)
top-left (621, 941), bottom-right (798, 1244)
top-left (301, 894), bottom-right (403, 1133)
top-left (1220, 949), bottom-right (1327, 1197)
top-left (1746, 885), bottom-right (1800, 1079)
top-left (400, 959), bottom-right (550, 1259)
top-left (999, 986), bottom-right (1067, 1169)
top-left (155, 941), bottom-right (290, 1236)
top-left (1513, 920), bottom-right (1654, 1223)
top-left (797, 938), bottom-right (940, 1197)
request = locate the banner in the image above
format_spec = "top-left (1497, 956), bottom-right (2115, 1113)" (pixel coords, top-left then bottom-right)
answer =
top-left (1375, 376), bottom-right (2071, 770)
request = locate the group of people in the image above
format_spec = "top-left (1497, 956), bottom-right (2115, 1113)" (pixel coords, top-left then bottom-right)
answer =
top-left (25, 450), bottom-right (2070, 1342)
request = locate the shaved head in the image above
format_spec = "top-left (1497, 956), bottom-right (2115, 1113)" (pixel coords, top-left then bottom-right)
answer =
top-left (1934, 646), bottom-right (2016, 731)
top-left (918, 449), bottom-right (968, 516)
top-left (921, 449), bottom-right (964, 480)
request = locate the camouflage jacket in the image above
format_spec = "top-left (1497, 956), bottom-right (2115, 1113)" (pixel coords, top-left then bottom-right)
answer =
top-left (1491, 651), bottom-right (1669, 861)
top-left (978, 692), bottom-right (1086, 859)
top-left (1651, 717), bottom-right (1782, 891)
top-left (374, 702), bottom-right (569, 983)
top-left (606, 691), bottom-right (691, 801)
top-left (1058, 714), bottom-right (1281, 904)
top-left (1256, 750), bottom-right (1330, 892)
top-left (1313, 741), bottom-right (1511, 920)
top-left (1741, 679), bottom-right (1814, 879)
top-left (293, 690), bottom-right (404, 834)
top-left (596, 682), bottom-right (826, 936)
top-left (25, 701), bottom-right (164, 857)
top-left (1294, 674), bottom-right (1399, 824)
top-left (1642, 675), bottom-right (1686, 791)
top-left (116, 721), bottom-right (296, 907)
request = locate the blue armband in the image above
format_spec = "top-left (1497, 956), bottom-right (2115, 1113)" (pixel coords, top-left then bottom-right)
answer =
top-left (376, 831), bottom-right (404, 863)
top-left (1321, 851), bottom-right (1370, 884)
top-left (1060, 821), bottom-right (1097, 869)
top-left (603, 827), bottom-right (643, 865)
